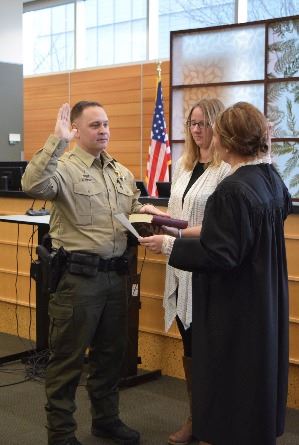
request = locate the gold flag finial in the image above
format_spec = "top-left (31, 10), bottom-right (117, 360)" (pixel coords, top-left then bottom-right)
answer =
top-left (157, 61), bottom-right (162, 80)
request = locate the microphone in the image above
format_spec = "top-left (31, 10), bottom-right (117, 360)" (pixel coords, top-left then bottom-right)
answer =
top-left (25, 199), bottom-right (50, 216)
top-left (25, 199), bottom-right (36, 216)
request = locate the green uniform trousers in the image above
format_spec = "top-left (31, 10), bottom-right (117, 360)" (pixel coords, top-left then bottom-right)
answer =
top-left (45, 268), bottom-right (128, 445)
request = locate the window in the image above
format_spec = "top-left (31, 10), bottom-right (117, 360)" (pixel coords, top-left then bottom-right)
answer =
top-left (23, 3), bottom-right (75, 75)
top-left (158, 0), bottom-right (235, 59)
top-left (23, 0), bottom-right (299, 75)
top-left (77, 0), bottom-right (147, 68)
top-left (247, 0), bottom-right (299, 21)
top-left (170, 16), bottom-right (299, 198)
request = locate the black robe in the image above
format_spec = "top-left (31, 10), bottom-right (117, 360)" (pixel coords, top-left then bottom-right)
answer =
top-left (169, 164), bottom-right (292, 445)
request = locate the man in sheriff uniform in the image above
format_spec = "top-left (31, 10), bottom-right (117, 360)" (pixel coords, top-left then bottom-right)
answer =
top-left (22, 101), bottom-right (165, 445)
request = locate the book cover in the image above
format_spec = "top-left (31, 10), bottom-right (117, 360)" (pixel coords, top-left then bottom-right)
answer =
top-left (129, 213), bottom-right (188, 229)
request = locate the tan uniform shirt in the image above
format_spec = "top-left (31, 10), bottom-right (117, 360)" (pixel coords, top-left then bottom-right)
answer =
top-left (22, 135), bottom-right (142, 258)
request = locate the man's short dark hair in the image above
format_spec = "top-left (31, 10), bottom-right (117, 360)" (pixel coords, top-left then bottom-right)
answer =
top-left (70, 101), bottom-right (103, 123)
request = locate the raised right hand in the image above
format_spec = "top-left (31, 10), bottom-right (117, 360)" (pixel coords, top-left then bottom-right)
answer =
top-left (54, 103), bottom-right (77, 142)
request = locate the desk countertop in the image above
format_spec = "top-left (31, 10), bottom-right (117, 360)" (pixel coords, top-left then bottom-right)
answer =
top-left (0, 214), bottom-right (50, 225)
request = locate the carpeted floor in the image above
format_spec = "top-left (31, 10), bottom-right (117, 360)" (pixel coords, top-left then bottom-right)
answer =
top-left (0, 333), bottom-right (299, 445)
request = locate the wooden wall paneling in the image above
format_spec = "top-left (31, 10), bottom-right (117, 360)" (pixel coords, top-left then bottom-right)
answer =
top-left (288, 365), bottom-right (299, 408)
top-left (290, 322), bottom-right (299, 364)
top-left (24, 73), bottom-right (70, 159)
top-left (71, 65), bottom-right (141, 82)
top-left (0, 197), bottom-right (51, 218)
top-left (140, 295), bottom-right (166, 335)
top-left (0, 239), bottom-right (34, 277)
top-left (285, 214), bottom-right (299, 234)
top-left (0, 198), bottom-right (43, 310)
top-left (0, 300), bottom-right (36, 340)
top-left (139, 295), bottom-right (179, 339)
top-left (285, 238), bottom-right (299, 278)
top-left (23, 62), bottom-right (170, 181)
top-left (70, 65), bottom-right (143, 178)
top-left (285, 215), bottom-right (299, 370)
top-left (0, 269), bottom-right (33, 307)
top-left (139, 258), bottom-right (166, 296)
top-left (0, 241), bottom-right (34, 308)
top-left (0, 197), bottom-right (49, 310)
top-left (289, 280), bottom-right (299, 319)
top-left (137, 243), bottom-right (179, 338)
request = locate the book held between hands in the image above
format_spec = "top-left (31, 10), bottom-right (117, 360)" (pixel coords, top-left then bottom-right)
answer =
top-left (129, 213), bottom-right (188, 229)
top-left (114, 213), bottom-right (188, 238)
top-left (114, 213), bottom-right (140, 238)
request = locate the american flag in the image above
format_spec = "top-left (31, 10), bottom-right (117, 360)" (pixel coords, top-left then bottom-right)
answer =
top-left (146, 80), bottom-right (171, 197)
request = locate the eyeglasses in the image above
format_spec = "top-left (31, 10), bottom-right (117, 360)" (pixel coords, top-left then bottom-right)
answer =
top-left (185, 120), bottom-right (211, 129)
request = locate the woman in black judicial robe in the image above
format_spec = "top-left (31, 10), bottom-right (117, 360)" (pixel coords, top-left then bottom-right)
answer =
top-left (139, 102), bottom-right (292, 445)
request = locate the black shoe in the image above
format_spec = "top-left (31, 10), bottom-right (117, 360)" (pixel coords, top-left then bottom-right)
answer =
top-left (64, 439), bottom-right (82, 445)
top-left (91, 419), bottom-right (140, 445)
top-left (52, 438), bottom-right (82, 445)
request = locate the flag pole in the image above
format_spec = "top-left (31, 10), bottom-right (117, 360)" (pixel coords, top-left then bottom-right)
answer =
top-left (146, 61), bottom-right (171, 196)
top-left (157, 60), bottom-right (162, 82)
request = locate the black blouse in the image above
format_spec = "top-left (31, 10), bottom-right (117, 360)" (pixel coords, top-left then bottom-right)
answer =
top-left (182, 162), bottom-right (205, 205)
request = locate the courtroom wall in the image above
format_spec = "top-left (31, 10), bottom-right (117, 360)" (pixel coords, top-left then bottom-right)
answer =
top-left (24, 62), bottom-right (170, 180)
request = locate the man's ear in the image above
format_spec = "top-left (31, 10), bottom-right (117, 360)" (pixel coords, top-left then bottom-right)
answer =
top-left (72, 123), bottom-right (79, 138)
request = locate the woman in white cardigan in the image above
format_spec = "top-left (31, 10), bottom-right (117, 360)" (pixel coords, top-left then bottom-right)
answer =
top-left (140, 98), bottom-right (230, 445)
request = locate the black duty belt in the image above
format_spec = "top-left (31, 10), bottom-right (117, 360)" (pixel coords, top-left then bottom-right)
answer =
top-left (66, 251), bottom-right (129, 276)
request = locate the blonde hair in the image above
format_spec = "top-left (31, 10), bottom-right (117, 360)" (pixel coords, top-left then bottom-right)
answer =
top-left (182, 98), bottom-right (225, 171)
top-left (214, 102), bottom-right (269, 157)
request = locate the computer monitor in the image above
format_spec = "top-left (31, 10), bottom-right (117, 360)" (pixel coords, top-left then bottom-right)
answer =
top-left (156, 181), bottom-right (171, 198)
top-left (0, 161), bottom-right (28, 191)
top-left (135, 180), bottom-right (149, 197)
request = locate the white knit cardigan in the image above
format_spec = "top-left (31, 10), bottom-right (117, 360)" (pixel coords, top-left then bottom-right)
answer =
top-left (163, 158), bottom-right (231, 332)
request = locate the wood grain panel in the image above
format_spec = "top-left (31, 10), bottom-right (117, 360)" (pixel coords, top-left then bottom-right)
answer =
top-left (140, 294), bottom-right (179, 338)
top-left (70, 77), bottom-right (141, 95)
top-left (110, 153), bottom-right (142, 166)
top-left (290, 321), bottom-right (299, 363)
top-left (289, 280), bottom-right (299, 320)
top-left (139, 258), bottom-right (166, 296)
top-left (0, 197), bottom-right (50, 215)
top-left (24, 61), bottom-right (170, 181)
top-left (125, 166), bottom-right (139, 178)
top-left (71, 65), bottom-right (141, 81)
top-left (139, 295), bottom-right (165, 334)
top-left (286, 239), bottom-right (299, 278)
top-left (285, 214), bottom-right (299, 235)
top-left (0, 243), bottom-right (36, 274)
top-left (107, 115), bottom-right (141, 128)
top-left (0, 270), bottom-right (34, 307)
top-left (0, 300), bottom-right (36, 340)
top-left (24, 74), bottom-right (70, 157)
top-left (142, 62), bottom-right (170, 76)
top-left (107, 140), bottom-right (142, 150)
